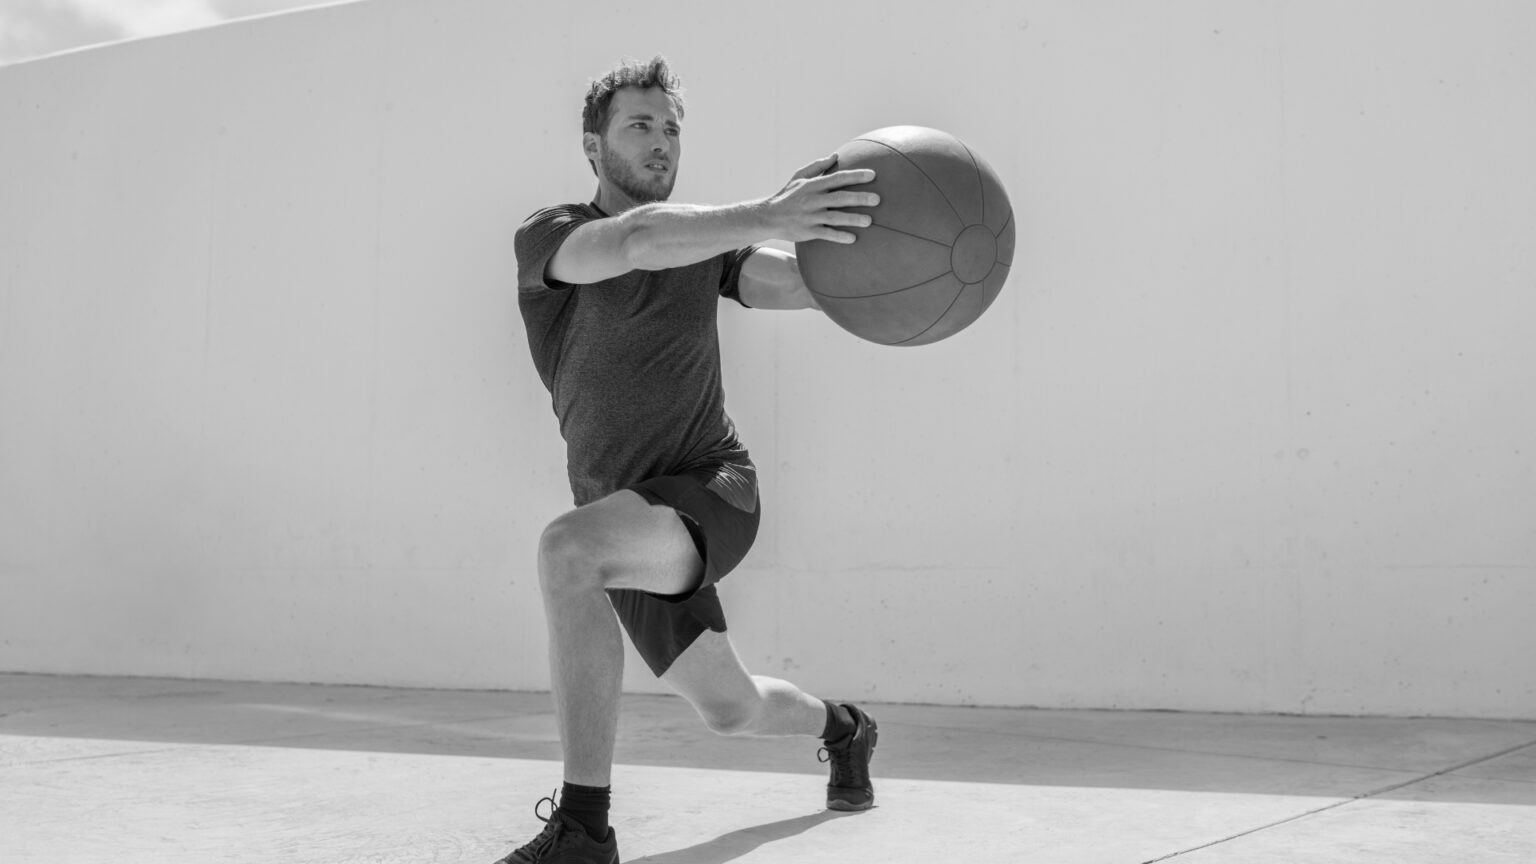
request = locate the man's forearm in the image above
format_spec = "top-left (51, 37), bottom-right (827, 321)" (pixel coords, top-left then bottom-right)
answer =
top-left (619, 199), bottom-right (775, 271)
top-left (738, 246), bottom-right (821, 311)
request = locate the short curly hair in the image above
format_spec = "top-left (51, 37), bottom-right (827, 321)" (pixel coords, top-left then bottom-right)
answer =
top-left (582, 55), bottom-right (685, 139)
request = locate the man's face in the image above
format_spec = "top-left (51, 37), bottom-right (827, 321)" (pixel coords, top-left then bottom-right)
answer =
top-left (588, 86), bottom-right (681, 203)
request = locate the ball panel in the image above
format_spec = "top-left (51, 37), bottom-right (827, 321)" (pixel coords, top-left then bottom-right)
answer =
top-left (816, 272), bottom-right (965, 345)
top-left (994, 209), bottom-right (1016, 276)
top-left (864, 126), bottom-right (983, 226)
top-left (980, 261), bottom-right (1009, 312)
top-left (971, 146), bottom-right (1013, 238)
top-left (798, 222), bottom-right (953, 300)
top-left (835, 138), bottom-right (965, 245)
top-left (950, 225), bottom-right (998, 285)
top-left (900, 279), bottom-right (990, 347)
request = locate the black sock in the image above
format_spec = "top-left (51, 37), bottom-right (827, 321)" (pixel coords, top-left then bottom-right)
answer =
top-left (558, 782), bottom-right (610, 841)
top-left (822, 701), bottom-right (855, 743)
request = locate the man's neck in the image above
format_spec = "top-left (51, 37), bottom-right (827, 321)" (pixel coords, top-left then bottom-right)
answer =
top-left (593, 185), bottom-right (641, 216)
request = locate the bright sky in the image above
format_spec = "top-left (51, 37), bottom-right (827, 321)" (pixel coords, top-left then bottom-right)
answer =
top-left (0, 0), bottom-right (351, 66)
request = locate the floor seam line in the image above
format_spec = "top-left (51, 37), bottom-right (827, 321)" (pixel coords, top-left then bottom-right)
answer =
top-left (222, 712), bottom-right (532, 748)
top-left (0, 712), bottom-right (533, 764)
top-left (1139, 735), bottom-right (1536, 863)
top-left (881, 720), bottom-right (1478, 775)
top-left (4, 746), bottom-right (193, 767)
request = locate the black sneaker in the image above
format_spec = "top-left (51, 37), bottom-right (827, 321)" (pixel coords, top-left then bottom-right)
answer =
top-left (493, 792), bottom-right (619, 864)
top-left (818, 703), bottom-right (877, 811)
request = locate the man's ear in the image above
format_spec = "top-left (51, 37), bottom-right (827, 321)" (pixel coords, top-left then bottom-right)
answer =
top-left (583, 132), bottom-right (601, 163)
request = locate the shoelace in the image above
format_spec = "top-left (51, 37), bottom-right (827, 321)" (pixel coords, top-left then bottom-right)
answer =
top-left (513, 790), bottom-right (568, 860)
top-left (818, 742), bottom-right (860, 783)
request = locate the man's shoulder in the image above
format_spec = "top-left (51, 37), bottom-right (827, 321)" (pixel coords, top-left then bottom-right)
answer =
top-left (517, 202), bottom-right (599, 239)
top-left (515, 203), bottom-right (605, 297)
top-left (526, 201), bottom-right (600, 221)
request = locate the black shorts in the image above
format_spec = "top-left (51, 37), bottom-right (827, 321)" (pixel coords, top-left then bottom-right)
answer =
top-left (606, 456), bottom-right (761, 677)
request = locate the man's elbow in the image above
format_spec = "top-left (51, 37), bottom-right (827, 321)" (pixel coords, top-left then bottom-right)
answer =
top-left (615, 207), bottom-right (678, 271)
top-left (620, 226), bottom-right (670, 271)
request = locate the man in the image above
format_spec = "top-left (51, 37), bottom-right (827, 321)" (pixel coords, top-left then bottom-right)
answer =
top-left (502, 56), bottom-right (881, 864)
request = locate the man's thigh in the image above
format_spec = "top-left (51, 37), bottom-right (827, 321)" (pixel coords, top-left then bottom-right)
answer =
top-left (549, 489), bottom-right (704, 597)
top-left (660, 630), bottom-right (757, 708)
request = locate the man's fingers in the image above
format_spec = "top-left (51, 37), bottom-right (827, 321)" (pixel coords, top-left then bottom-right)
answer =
top-left (811, 168), bottom-right (876, 189)
top-left (780, 157), bottom-right (877, 242)
top-left (824, 190), bottom-right (881, 209)
top-left (822, 210), bottom-right (874, 228)
top-left (792, 154), bottom-right (839, 181)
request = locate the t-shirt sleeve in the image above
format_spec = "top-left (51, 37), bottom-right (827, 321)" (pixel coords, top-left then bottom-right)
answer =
top-left (515, 205), bottom-right (594, 294)
top-left (718, 244), bottom-right (761, 308)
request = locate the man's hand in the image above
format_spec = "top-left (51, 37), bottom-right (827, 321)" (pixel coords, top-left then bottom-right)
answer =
top-left (762, 155), bottom-right (879, 244)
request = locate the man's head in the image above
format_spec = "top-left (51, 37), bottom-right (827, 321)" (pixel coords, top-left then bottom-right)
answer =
top-left (582, 56), bottom-right (685, 205)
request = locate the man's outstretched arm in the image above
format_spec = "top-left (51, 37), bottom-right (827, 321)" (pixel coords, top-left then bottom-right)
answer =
top-left (736, 247), bottom-right (820, 311)
top-left (546, 155), bottom-right (878, 285)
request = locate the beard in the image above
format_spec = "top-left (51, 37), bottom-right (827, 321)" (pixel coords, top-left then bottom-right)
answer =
top-left (597, 143), bottom-right (675, 203)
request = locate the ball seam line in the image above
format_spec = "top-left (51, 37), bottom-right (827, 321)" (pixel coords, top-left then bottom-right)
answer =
top-left (857, 137), bottom-right (970, 230)
top-left (864, 220), bottom-right (952, 250)
top-left (960, 141), bottom-right (986, 226)
top-left (888, 282), bottom-right (969, 346)
top-left (805, 269), bottom-right (956, 301)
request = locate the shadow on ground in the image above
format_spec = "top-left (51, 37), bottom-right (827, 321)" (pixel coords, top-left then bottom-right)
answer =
top-left (627, 811), bottom-right (853, 864)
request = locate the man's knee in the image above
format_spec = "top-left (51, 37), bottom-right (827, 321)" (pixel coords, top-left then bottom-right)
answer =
top-left (697, 696), bottom-right (761, 737)
top-left (538, 511), bottom-right (614, 593)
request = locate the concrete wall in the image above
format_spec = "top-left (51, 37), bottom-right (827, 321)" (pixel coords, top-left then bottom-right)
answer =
top-left (2, 0), bottom-right (1533, 718)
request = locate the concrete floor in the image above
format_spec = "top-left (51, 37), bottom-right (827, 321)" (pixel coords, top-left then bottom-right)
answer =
top-left (1, 674), bottom-right (1533, 863)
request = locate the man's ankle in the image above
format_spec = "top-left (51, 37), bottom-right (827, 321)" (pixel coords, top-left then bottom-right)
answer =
top-left (821, 701), bottom-right (855, 743)
top-left (559, 781), bottom-right (611, 841)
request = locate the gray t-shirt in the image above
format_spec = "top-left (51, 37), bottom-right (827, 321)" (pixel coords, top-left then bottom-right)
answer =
top-left (514, 202), bottom-right (758, 506)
